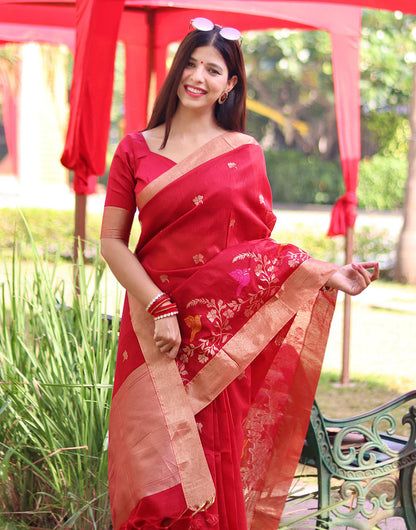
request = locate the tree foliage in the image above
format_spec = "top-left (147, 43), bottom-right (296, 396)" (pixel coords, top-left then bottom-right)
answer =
top-left (243, 29), bottom-right (336, 158)
top-left (242, 10), bottom-right (416, 162)
top-left (360, 10), bottom-right (416, 113)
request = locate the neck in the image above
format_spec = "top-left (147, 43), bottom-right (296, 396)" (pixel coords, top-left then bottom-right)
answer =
top-left (169, 106), bottom-right (222, 140)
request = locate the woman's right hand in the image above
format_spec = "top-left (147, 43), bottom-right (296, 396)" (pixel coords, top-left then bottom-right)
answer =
top-left (153, 316), bottom-right (182, 359)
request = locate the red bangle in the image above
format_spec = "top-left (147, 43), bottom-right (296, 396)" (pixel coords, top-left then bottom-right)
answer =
top-left (146, 293), bottom-right (178, 319)
top-left (153, 303), bottom-right (177, 316)
top-left (147, 294), bottom-right (170, 315)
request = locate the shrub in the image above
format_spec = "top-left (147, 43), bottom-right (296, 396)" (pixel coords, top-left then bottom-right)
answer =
top-left (265, 149), bottom-right (407, 212)
top-left (275, 222), bottom-right (396, 274)
top-left (358, 154), bottom-right (407, 210)
top-left (264, 150), bottom-right (345, 205)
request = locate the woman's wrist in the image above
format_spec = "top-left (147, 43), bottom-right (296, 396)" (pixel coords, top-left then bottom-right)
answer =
top-left (145, 292), bottom-right (166, 313)
top-left (146, 292), bottom-right (179, 319)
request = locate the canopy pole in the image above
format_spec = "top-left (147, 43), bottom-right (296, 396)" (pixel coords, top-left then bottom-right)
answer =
top-left (74, 193), bottom-right (87, 294)
top-left (341, 225), bottom-right (354, 385)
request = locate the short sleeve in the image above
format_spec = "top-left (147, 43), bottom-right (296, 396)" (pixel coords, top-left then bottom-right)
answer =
top-left (105, 135), bottom-right (137, 213)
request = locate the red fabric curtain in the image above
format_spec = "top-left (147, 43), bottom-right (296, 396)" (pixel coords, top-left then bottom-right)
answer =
top-left (121, 10), bottom-right (149, 133)
top-left (0, 61), bottom-right (19, 174)
top-left (60, 0), bottom-right (124, 194)
top-left (328, 15), bottom-right (362, 236)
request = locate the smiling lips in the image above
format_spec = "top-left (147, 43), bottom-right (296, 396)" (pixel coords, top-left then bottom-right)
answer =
top-left (185, 85), bottom-right (207, 96)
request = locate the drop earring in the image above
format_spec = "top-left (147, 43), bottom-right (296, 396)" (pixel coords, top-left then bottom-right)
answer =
top-left (218, 91), bottom-right (228, 105)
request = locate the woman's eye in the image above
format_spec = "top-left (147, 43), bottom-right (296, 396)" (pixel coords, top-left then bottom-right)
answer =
top-left (209, 68), bottom-right (220, 75)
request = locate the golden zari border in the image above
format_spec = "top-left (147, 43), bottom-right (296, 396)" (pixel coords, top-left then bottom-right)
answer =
top-left (108, 363), bottom-right (182, 529)
top-left (101, 206), bottom-right (134, 242)
top-left (128, 297), bottom-right (216, 511)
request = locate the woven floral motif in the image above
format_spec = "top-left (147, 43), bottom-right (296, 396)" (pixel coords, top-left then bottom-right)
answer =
top-left (179, 247), bottom-right (310, 375)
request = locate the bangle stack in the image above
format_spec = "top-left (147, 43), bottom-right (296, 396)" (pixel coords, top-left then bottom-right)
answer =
top-left (146, 292), bottom-right (179, 320)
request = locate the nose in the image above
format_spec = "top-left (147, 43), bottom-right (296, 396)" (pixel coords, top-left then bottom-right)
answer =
top-left (190, 64), bottom-right (205, 82)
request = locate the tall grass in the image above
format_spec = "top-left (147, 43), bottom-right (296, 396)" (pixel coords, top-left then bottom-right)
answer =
top-left (0, 231), bottom-right (120, 528)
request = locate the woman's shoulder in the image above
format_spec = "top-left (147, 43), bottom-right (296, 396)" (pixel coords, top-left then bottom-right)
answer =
top-left (111, 131), bottom-right (153, 167)
top-left (116, 130), bottom-right (147, 150)
top-left (223, 131), bottom-right (261, 149)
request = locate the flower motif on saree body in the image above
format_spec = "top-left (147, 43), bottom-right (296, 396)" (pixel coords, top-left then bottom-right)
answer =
top-left (229, 218), bottom-right (235, 228)
top-left (193, 254), bottom-right (205, 265)
top-left (228, 162), bottom-right (237, 169)
top-left (193, 195), bottom-right (204, 206)
top-left (229, 268), bottom-right (250, 297)
top-left (184, 314), bottom-right (202, 342)
top-left (198, 351), bottom-right (210, 364)
top-left (253, 254), bottom-right (280, 286)
top-left (122, 350), bottom-right (128, 361)
top-left (180, 298), bottom-right (234, 365)
top-left (181, 252), bottom-right (285, 368)
top-left (259, 193), bottom-right (265, 205)
top-left (287, 249), bottom-right (309, 268)
top-left (160, 274), bottom-right (169, 283)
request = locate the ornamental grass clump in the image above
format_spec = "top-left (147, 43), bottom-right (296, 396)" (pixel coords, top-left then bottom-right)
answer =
top-left (0, 228), bottom-right (120, 529)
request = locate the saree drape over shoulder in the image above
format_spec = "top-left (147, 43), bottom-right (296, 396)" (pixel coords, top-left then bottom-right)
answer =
top-left (102, 131), bottom-right (338, 529)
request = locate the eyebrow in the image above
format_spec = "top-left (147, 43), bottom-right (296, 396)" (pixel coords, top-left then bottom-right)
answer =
top-left (189, 56), bottom-right (223, 72)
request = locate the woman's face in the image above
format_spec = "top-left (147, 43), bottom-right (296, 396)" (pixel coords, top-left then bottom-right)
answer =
top-left (177, 45), bottom-right (237, 113)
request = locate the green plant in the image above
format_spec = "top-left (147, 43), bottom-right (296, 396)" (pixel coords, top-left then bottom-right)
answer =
top-left (358, 154), bottom-right (407, 210)
top-left (362, 111), bottom-right (410, 159)
top-left (264, 150), bottom-right (345, 205)
top-left (0, 227), bottom-right (120, 528)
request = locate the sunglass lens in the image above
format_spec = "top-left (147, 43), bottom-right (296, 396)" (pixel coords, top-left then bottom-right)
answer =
top-left (219, 27), bottom-right (242, 41)
top-left (192, 17), bottom-right (215, 31)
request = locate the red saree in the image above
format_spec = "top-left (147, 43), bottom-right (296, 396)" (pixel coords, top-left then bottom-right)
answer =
top-left (102, 131), bottom-right (338, 529)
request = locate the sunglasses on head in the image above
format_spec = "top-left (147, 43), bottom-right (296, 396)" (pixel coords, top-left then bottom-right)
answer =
top-left (190, 17), bottom-right (242, 42)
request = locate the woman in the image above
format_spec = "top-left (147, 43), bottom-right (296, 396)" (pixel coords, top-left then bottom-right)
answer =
top-left (101, 18), bottom-right (378, 530)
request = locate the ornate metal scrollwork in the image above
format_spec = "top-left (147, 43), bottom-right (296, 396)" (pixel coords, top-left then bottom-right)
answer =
top-left (332, 475), bottom-right (400, 520)
top-left (304, 396), bottom-right (416, 528)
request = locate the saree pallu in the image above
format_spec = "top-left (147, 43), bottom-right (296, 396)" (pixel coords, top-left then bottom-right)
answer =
top-left (104, 132), bottom-right (338, 529)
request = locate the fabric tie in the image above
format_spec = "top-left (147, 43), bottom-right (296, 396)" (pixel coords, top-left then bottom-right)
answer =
top-left (327, 191), bottom-right (358, 237)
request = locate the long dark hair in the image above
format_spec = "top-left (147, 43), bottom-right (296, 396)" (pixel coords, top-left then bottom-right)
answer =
top-left (146, 26), bottom-right (247, 148)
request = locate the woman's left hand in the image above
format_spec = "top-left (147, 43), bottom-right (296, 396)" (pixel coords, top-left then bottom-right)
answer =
top-left (153, 315), bottom-right (182, 359)
top-left (325, 261), bottom-right (379, 296)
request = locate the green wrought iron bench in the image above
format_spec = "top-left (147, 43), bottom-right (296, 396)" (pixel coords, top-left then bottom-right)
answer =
top-left (300, 390), bottom-right (416, 529)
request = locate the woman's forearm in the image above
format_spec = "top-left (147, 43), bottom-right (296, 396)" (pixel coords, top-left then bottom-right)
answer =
top-left (100, 238), bottom-right (162, 306)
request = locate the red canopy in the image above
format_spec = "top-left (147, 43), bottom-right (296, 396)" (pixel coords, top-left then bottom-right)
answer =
top-left (0, 0), bottom-right (415, 234)
top-left (62, 0), bottom-right (363, 236)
